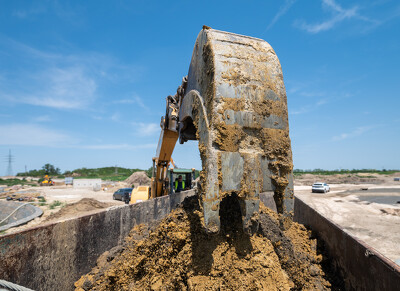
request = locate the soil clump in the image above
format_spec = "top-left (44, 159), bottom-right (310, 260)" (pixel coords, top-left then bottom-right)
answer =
top-left (45, 198), bottom-right (110, 222)
top-left (75, 196), bottom-right (334, 290)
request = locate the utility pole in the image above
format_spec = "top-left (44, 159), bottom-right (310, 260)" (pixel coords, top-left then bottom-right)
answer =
top-left (5, 149), bottom-right (14, 176)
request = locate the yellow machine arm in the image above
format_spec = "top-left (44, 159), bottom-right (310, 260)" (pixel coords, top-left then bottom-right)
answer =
top-left (150, 78), bottom-right (187, 199)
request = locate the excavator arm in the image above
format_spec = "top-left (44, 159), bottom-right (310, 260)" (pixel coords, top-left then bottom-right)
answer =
top-left (152, 27), bottom-right (294, 233)
top-left (150, 79), bottom-right (187, 199)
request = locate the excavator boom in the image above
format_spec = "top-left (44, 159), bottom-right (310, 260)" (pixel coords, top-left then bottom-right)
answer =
top-left (152, 27), bottom-right (294, 233)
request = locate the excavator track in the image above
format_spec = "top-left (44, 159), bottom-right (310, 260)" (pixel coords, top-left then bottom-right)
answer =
top-left (179, 28), bottom-right (294, 233)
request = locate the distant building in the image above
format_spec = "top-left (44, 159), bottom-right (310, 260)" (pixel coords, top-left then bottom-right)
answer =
top-left (73, 179), bottom-right (102, 190)
top-left (65, 177), bottom-right (73, 185)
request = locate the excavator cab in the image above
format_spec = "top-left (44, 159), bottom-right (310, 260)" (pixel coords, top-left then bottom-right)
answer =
top-left (169, 168), bottom-right (196, 194)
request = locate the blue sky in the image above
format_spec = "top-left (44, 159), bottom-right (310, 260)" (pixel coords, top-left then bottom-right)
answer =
top-left (1, 0), bottom-right (399, 174)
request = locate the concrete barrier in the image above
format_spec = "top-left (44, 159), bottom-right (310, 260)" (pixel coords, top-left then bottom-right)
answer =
top-left (294, 195), bottom-right (400, 291)
top-left (3, 191), bottom-right (398, 290)
top-left (0, 190), bottom-right (195, 291)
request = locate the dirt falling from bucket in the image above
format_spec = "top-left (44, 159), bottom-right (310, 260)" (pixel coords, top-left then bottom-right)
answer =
top-left (75, 196), bottom-right (333, 290)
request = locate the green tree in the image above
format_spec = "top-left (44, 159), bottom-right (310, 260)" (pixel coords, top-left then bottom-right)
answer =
top-left (145, 167), bottom-right (153, 178)
top-left (42, 163), bottom-right (61, 175)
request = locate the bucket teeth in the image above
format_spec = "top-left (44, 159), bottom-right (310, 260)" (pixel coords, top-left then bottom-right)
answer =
top-left (180, 28), bottom-right (294, 233)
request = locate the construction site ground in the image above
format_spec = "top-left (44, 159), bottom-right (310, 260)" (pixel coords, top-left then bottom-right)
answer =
top-left (294, 172), bottom-right (400, 266)
top-left (1, 173), bottom-right (399, 268)
top-left (0, 182), bottom-right (130, 235)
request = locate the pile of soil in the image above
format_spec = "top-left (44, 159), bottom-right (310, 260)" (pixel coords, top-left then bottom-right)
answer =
top-left (75, 196), bottom-right (337, 290)
top-left (45, 198), bottom-right (110, 222)
top-left (294, 173), bottom-right (385, 186)
top-left (125, 171), bottom-right (151, 187)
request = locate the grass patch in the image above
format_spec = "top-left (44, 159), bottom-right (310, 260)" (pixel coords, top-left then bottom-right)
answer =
top-left (0, 178), bottom-right (37, 187)
top-left (37, 197), bottom-right (47, 206)
top-left (49, 200), bottom-right (63, 209)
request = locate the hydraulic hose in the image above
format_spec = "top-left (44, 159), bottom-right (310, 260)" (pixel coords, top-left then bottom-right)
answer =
top-left (0, 279), bottom-right (35, 291)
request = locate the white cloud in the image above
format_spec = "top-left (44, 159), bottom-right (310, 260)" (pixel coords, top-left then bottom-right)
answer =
top-left (0, 37), bottom-right (137, 110)
top-left (290, 97), bottom-right (328, 115)
top-left (0, 123), bottom-right (157, 150)
top-left (295, 0), bottom-right (376, 34)
top-left (114, 99), bottom-right (135, 104)
top-left (80, 143), bottom-right (156, 150)
top-left (11, 66), bottom-right (97, 109)
top-left (113, 95), bottom-right (149, 111)
top-left (111, 112), bottom-right (121, 122)
top-left (0, 124), bottom-right (78, 147)
top-left (332, 126), bottom-right (375, 141)
top-left (132, 122), bottom-right (160, 137)
top-left (12, 6), bottom-right (46, 19)
top-left (32, 115), bottom-right (52, 122)
top-left (267, 0), bottom-right (297, 30)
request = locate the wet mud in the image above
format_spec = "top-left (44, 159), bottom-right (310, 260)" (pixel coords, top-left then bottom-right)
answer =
top-left (75, 196), bottom-right (336, 290)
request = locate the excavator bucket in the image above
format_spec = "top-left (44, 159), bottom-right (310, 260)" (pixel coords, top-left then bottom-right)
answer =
top-left (179, 28), bottom-right (294, 233)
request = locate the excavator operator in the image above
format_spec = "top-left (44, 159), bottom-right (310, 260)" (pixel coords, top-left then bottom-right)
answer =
top-left (174, 175), bottom-right (185, 193)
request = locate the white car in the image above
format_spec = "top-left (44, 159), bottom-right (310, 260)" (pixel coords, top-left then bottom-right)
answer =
top-left (312, 182), bottom-right (330, 193)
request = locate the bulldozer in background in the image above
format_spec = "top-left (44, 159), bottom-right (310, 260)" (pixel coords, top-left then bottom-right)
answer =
top-left (151, 27), bottom-right (294, 234)
top-left (39, 174), bottom-right (54, 186)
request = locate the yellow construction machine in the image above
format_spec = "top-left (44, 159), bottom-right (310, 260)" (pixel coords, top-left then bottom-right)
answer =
top-left (151, 27), bottom-right (294, 233)
top-left (40, 174), bottom-right (54, 186)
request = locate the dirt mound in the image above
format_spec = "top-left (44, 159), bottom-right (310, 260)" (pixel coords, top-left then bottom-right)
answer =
top-left (45, 198), bottom-right (110, 222)
top-left (75, 196), bottom-right (336, 290)
top-left (294, 173), bottom-right (385, 186)
top-left (125, 171), bottom-right (150, 187)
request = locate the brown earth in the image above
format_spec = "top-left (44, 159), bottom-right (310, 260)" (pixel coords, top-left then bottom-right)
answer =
top-left (45, 198), bottom-right (111, 223)
top-left (124, 171), bottom-right (151, 187)
top-left (293, 173), bottom-right (400, 186)
top-left (75, 196), bottom-right (337, 290)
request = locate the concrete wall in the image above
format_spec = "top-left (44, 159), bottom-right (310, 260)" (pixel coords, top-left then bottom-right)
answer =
top-left (2, 191), bottom-right (399, 290)
top-left (294, 196), bottom-right (400, 291)
top-left (72, 179), bottom-right (102, 189)
top-left (0, 190), bottom-right (195, 291)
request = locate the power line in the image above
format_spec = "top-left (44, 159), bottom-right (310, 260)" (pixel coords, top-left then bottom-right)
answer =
top-left (4, 149), bottom-right (14, 176)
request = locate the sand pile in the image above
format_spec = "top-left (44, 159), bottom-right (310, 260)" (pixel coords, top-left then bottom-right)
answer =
top-left (45, 198), bottom-right (110, 222)
top-left (75, 196), bottom-right (335, 290)
top-left (294, 173), bottom-right (385, 186)
top-left (125, 171), bottom-right (151, 187)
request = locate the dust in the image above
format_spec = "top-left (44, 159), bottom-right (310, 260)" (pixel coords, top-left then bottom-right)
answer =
top-left (45, 198), bottom-right (110, 222)
top-left (75, 196), bottom-right (334, 290)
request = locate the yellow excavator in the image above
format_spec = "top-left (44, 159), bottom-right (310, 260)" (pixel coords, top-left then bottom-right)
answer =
top-left (151, 27), bottom-right (294, 233)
